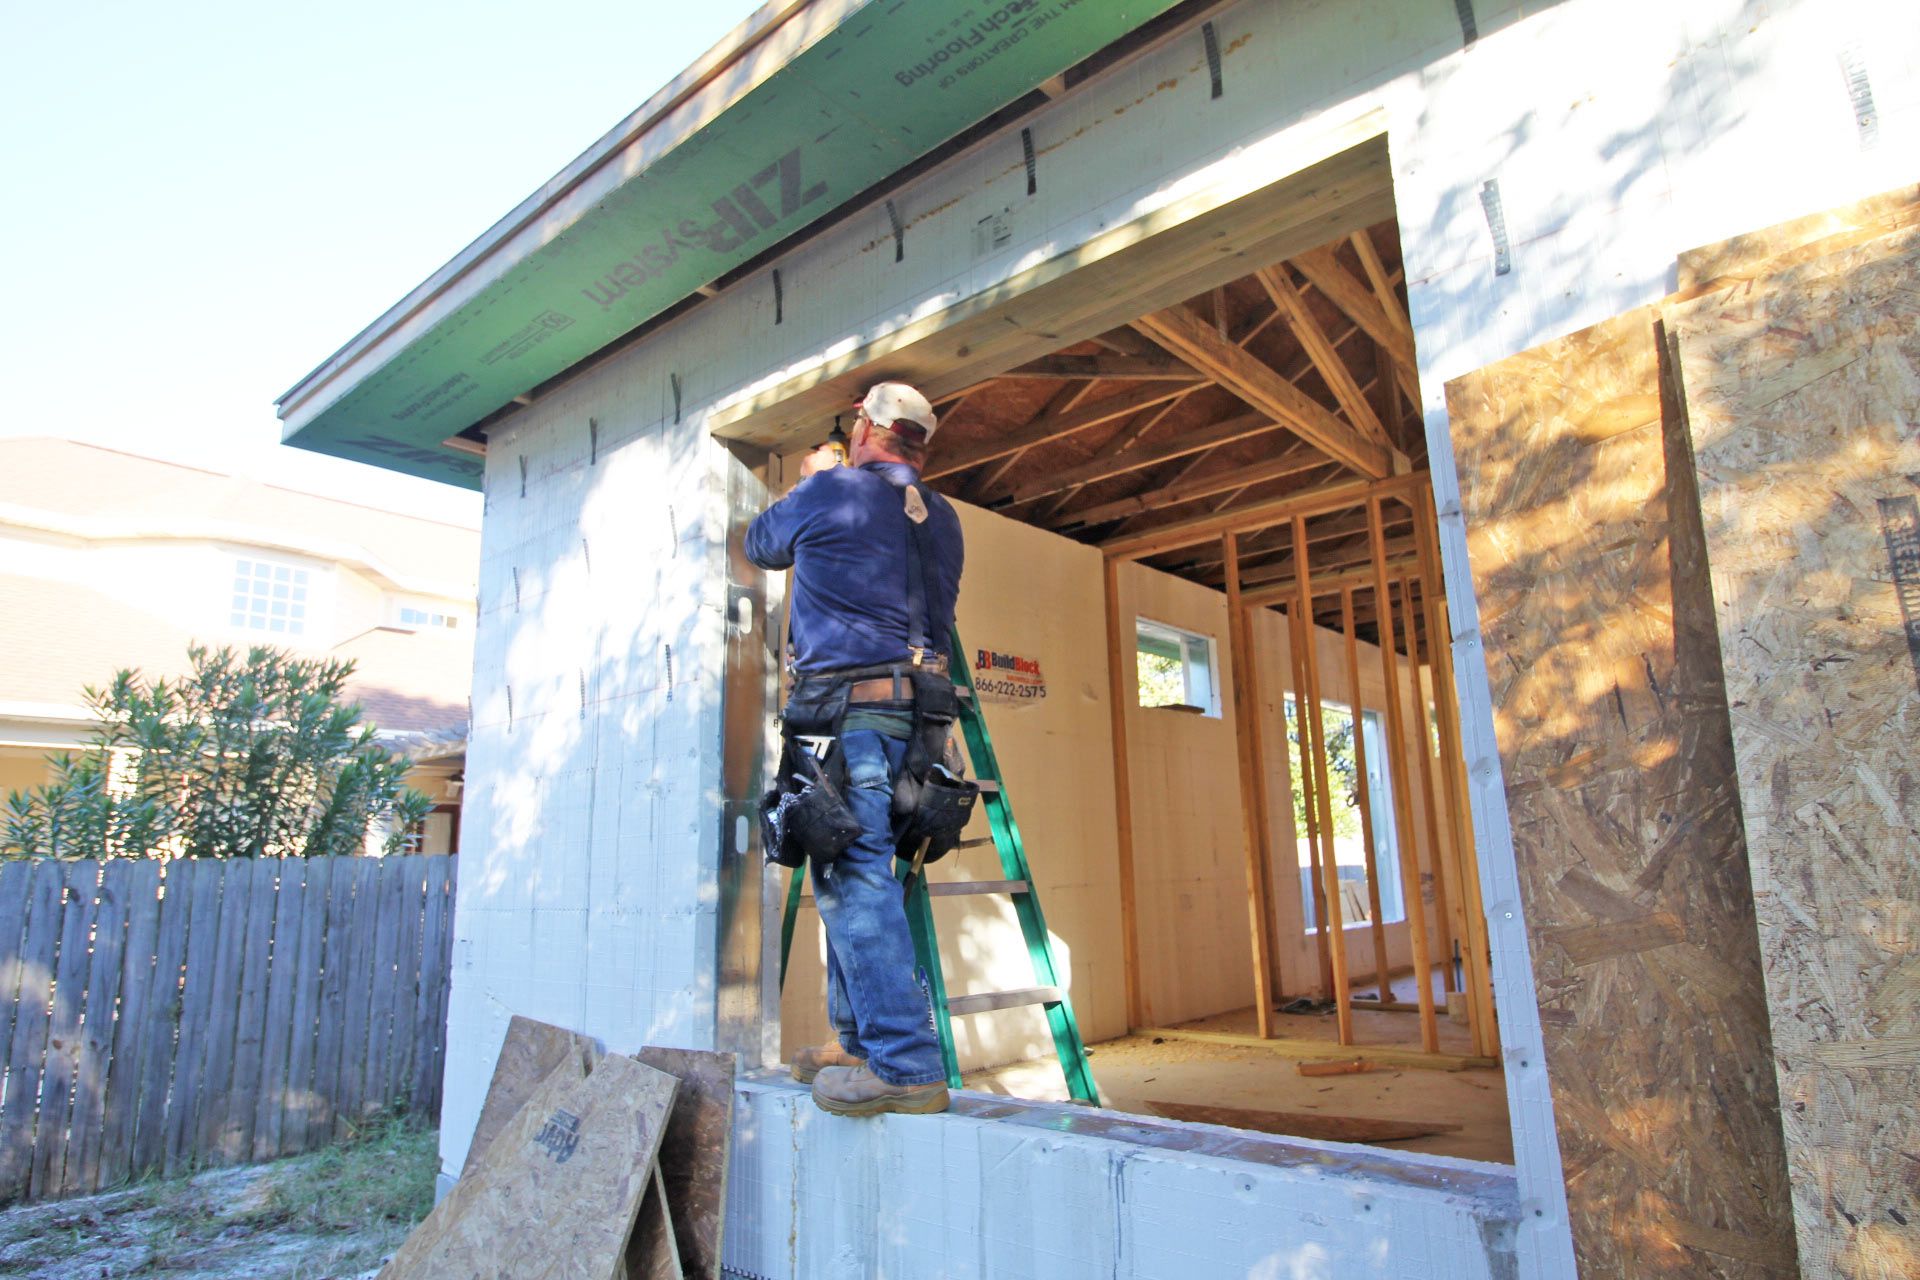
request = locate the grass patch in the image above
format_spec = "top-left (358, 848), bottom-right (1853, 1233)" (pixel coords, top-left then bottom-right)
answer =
top-left (0, 1114), bottom-right (438, 1278)
top-left (257, 1113), bottom-right (438, 1237)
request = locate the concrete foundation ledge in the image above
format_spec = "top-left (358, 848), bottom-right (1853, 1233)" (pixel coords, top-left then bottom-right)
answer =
top-left (720, 1072), bottom-right (1519, 1279)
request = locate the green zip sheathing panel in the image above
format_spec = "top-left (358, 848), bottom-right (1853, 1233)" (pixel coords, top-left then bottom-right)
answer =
top-left (282, 0), bottom-right (1184, 488)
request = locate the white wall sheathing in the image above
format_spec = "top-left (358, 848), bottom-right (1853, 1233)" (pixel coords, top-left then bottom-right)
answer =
top-left (722, 1078), bottom-right (1517, 1279)
top-left (443, 0), bottom-right (1919, 1267)
top-left (442, 339), bottom-right (737, 1182)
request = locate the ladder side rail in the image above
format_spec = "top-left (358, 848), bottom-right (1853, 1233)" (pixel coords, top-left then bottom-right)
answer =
top-left (950, 627), bottom-right (1100, 1103)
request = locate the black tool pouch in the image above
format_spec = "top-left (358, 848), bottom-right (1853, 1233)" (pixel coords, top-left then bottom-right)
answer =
top-left (890, 668), bottom-right (978, 863)
top-left (760, 680), bottom-right (862, 868)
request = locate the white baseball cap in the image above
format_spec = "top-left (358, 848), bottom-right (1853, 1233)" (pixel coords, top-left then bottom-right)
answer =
top-left (859, 381), bottom-right (939, 441)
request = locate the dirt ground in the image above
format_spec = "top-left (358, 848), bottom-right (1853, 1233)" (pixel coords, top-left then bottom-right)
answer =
top-left (0, 1119), bottom-right (435, 1279)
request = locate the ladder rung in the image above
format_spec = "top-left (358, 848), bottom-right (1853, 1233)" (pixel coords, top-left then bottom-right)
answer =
top-left (957, 686), bottom-right (974, 700)
top-left (947, 985), bottom-right (1062, 1016)
top-left (926, 879), bottom-right (1029, 898)
top-left (974, 779), bottom-right (1001, 794)
top-left (953, 836), bottom-right (995, 850)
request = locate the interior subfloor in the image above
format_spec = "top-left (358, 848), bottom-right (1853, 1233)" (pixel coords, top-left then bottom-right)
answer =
top-left (962, 968), bottom-right (1512, 1164)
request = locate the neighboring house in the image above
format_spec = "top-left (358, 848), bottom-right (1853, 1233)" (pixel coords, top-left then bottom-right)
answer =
top-left (0, 437), bottom-right (478, 853)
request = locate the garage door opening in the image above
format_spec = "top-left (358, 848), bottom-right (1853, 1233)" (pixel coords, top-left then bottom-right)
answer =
top-left (751, 162), bottom-right (1510, 1163)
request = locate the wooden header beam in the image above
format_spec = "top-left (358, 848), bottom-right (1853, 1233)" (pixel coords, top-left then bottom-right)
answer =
top-left (1100, 472), bottom-right (1418, 561)
top-left (1132, 304), bottom-right (1395, 479)
top-left (1241, 555), bottom-right (1419, 606)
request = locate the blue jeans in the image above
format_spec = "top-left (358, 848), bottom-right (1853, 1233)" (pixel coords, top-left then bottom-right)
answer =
top-left (811, 729), bottom-right (947, 1086)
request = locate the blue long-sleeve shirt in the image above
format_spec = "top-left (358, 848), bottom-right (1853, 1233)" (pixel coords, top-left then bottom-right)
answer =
top-left (745, 460), bottom-right (964, 673)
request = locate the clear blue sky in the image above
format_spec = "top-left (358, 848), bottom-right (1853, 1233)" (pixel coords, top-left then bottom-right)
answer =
top-left (0, 1), bottom-right (765, 525)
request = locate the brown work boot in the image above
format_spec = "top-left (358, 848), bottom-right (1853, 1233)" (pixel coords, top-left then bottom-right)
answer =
top-left (789, 1041), bottom-right (866, 1084)
top-left (810, 1064), bottom-right (950, 1117)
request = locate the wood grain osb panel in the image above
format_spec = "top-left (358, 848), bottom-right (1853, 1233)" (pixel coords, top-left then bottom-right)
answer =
top-left (632, 1047), bottom-right (735, 1280)
top-left (462, 1014), bottom-right (600, 1179)
top-left (383, 1053), bottom-right (676, 1280)
top-left (1446, 312), bottom-right (1796, 1276)
top-left (1667, 224), bottom-right (1920, 1280)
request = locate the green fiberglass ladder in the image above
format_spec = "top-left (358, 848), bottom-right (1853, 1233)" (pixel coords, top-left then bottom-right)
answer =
top-left (778, 627), bottom-right (1099, 1104)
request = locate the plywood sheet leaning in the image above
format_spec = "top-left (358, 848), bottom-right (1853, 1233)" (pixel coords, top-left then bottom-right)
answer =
top-left (1446, 311), bottom-right (1797, 1276)
top-left (381, 1052), bottom-right (677, 1280)
top-left (624, 1165), bottom-right (686, 1280)
top-left (631, 1047), bottom-right (735, 1280)
top-left (462, 1014), bottom-right (601, 1179)
top-left (1667, 223), bottom-right (1920, 1280)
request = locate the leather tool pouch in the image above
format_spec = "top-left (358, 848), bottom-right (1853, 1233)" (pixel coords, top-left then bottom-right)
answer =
top-left (760, 680), bottom-right (862, 868)
top-left (890, 668), bottom-right (978, 864)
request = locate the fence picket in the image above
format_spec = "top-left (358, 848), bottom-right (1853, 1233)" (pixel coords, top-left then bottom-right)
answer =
top-left (223, 859), bottom-right (280, 1163)
top-left (384, 857), bottom-right (424, 1111)
top-left (362, 859), bottom-right (405, 1119)
top-left (0, 862), bottom-right (34, 1107)
top-left (193, 860), bottom-right (252, 1162)
top-left (65, 860), bottom-right (133, 1194)
top-left (333, 859), bottom-right (379, 1138)
top-left (433, 855), bottom-right (458, 1116)
top-left (0, 861), bottom-right (64, 1199)
top-left (31, 862), bottom-right (100, 1198)
top-left (131, 862), bottom-right (189, 1178)
top-left (253, 861), bottom-right (305, 1161)
top-left (97, 860), bottom-right (162, 1192)
top-left (411, 857), bottom-right (452, 1114)
top-left (280, 858), bottom-right (330, 1156)
top-left (310, 858), bottom-right (353, 1143)
top-left (165, 859), bottom-right (226, 1176)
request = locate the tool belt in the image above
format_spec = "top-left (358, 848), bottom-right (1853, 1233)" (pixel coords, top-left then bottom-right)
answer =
top-left (761, 472), bottom-right (982, 869)
top-left (759, 658), bottom-right (979, 869)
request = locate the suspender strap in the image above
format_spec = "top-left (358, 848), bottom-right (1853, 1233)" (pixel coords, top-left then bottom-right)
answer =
top-left (896, 479), bottom-right (944, 663)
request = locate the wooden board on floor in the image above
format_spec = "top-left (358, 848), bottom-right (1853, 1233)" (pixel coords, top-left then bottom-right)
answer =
top-left (1445, 304), bottom-right (1797, 1275)
top-left (382, 1051), bottom-right (676, 1280)
top-left (462, 1014), bottom-right (601, 1179)
top-left (631, 1047), bottom-right (735, 1280)
top-left (1667, 222), bottom-right (1920, 1280)
top-left (1146, 1099), bottom-right (1458, 1144)
top-left (1137, 1027), bottom-right (1492, 1072)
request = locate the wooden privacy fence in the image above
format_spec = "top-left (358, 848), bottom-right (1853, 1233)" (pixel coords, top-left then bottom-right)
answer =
top-left (0, 853), bottom-right (457, 1204)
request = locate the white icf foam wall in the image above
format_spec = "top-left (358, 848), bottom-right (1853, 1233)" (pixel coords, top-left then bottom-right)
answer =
top-left (722, 1080), bottom-right (1519, 1280)
top-left (441, 0), bottom-right (1918, 1271)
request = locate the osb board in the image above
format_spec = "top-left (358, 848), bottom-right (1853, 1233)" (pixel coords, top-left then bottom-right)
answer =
top-left (625, 1165), bottom-right (685, 1280)
top-left (382, 1053), bottom-right (677, 1280)
top-left (462, 1014), bottom-right (601, 1179)
top-left (1445, 309), bottom-right (1797, 1277)
top-left (631, 1047), bottom-right (734, 1280)
top-left (1676, 184), bottom-right (1920, 293)
top-left (1667, 224), bottom-right (1920, 1280)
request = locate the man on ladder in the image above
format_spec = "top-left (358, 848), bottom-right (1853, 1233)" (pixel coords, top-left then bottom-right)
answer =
top-left (746, 381), bottom-right (962, 1117)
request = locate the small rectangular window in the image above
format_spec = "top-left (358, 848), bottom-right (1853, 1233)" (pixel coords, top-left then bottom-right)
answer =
top-left (1135, 618), bottom-right (1219, 716)
top-left (399, 606), bottom-right (460, 629)
top-left (232, 558), bottom-right (308, 636)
